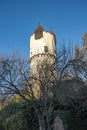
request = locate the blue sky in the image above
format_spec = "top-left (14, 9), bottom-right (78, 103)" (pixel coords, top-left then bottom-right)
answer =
top-left (0, 0), bottom-right (87, 58)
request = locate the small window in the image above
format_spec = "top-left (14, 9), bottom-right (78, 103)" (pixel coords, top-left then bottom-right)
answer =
top-left (44, 46), bottom-right (48, 52)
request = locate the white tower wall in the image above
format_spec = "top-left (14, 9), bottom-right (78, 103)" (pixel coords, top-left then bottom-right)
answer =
top-left (29, 25), bottom-right (56, 76)
top-left (30, 31), bottom-right (56, 58)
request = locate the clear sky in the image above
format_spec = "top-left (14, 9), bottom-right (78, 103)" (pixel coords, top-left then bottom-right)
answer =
top-left (0, 0), bottom-right (87, 58)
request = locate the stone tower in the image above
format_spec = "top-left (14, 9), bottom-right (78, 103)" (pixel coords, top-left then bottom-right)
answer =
top-left (29, 24), bottom-right (56, 76)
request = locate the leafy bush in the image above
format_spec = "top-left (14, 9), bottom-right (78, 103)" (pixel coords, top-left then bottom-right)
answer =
top-left (0, 101), bottom-right (39, 130)
top-left (0, 102), bottom-right (19, 118)
top-left (4, 111), bottom-right (28, 130)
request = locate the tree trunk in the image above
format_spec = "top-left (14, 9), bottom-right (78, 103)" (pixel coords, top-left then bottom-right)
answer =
top-left (39, 116), bottom-right (46, 130)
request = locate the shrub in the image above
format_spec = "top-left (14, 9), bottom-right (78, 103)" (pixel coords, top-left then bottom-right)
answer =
top-left (0, 101), bottom-right (39, 130)
top-left (4, 111), bottom-right (28, 130)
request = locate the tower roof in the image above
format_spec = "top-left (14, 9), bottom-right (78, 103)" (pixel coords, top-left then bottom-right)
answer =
top-left (49, 29), bottom-right (56, 45)
top-left (33, 24), bottom-right (56, 44)
top-left (49, 28), bottom-right (54, 35)
top-left (34, 24), bottom-right (44, 39)
top-left (34, 24), bottom-right (44, 33)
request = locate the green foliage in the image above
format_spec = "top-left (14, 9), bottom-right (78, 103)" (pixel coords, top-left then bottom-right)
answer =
top-left (0, 101), bottom-right (39, 130)
top-left (4, 111), bottom-right (28, 130)
top-left (18, 101), bottom-right (39, 130)
top-left (67, 109), bottom-right (87, 130)
top-left (0, 102), bottom-right (19, 122)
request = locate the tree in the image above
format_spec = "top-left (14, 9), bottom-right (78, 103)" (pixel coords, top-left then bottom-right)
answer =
top-left (0, 45), bottom-right (87, 130)
top-left (0, 55), bottom-right (57, 130)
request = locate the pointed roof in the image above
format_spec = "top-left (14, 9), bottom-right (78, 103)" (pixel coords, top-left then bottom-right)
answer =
top-left (49, 28), bottom-right (56, 44)
top-left (49, 28), bottom-right (54, 35)
top-left (33, 24), bottom-right (56, 44)
top-left (34, 23), bottom-right (44, 33)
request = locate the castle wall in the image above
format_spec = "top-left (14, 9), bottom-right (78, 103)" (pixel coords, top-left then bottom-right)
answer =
top-left (30, 54), bottom-right (56, 76)
top-left (30, 31), bottom-right (56, 58)
top-left (29, 27), bottom-right (56, 76)
top-left (29, 26), bottom-right (57, 98)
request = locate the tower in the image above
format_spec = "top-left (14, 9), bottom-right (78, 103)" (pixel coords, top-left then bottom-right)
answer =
top-left (29, 24), bottom-right (56, 76)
